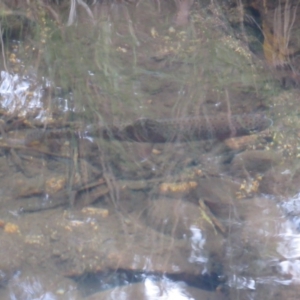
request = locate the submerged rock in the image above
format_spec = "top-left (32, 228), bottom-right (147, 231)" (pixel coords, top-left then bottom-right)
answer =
top-left (230, 150), bottom-right (282, 177)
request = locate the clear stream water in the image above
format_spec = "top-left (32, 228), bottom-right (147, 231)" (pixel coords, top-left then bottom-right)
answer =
top-left (0, 1), bottom-right (300, 299)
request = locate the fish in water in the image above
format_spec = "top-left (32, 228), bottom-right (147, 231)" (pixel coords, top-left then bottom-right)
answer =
top-left (108, 113), bottom-right (272, 143)
top-left (23, 113), bottom-right (272, 145)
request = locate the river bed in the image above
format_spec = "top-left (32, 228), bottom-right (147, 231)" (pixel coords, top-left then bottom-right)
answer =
top-left (0, 1), bottom-right (300, 299)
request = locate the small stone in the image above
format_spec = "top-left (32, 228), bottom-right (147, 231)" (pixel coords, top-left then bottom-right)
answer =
top-left (81, 207), bottom-right (109, 218)
top-left (0, 220), bottom-right (5, 228)
top-left (159, 181), bottom-right (197, 194)
top-left (4, 223), bottom-right (20, 234)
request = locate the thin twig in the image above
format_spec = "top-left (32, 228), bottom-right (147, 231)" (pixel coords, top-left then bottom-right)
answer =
top-left (0, 23), bottom-right (8, 72)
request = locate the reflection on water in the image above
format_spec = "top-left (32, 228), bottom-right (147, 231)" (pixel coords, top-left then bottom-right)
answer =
top-left (279, 260), bottom-right (300, 285)
top-left (7, 270), bottom-right (80, 300)
top-left (189, 226), bottom-right (207, 264)
top-left (85, 277), bottom-right (226, 300)
top-left (0, 71), bottom-right (45, 117)
top-left (1, 0), bottom-right (300, 299)
top-left (144, 279), bottom-right (189, 300)
top-left (277, 193), bottom-right (300, 285)
top-left (9, 276), bottom-right (56, 300)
